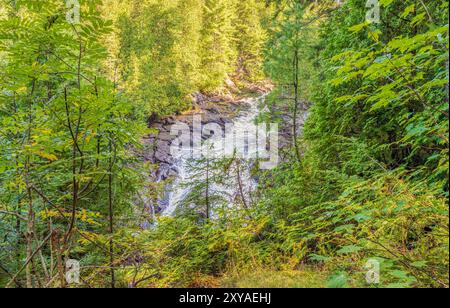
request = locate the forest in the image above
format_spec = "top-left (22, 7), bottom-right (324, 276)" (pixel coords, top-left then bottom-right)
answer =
top-left (0, 0), bottom-right (448, 289)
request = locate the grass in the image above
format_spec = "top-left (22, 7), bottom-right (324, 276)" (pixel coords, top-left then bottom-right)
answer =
top-left (220, 268), bottom-right (329, 288)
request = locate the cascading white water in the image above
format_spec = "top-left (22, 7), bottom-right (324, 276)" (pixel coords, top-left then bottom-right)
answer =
top-left (162, 95), bottom-right (266, 216)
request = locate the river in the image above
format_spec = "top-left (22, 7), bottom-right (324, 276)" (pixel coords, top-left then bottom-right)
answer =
top-left (161, 95), bottom-right (267, 217)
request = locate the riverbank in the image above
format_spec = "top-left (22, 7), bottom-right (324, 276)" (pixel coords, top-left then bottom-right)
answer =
top-left (140, 81), bottom-right (274, 182)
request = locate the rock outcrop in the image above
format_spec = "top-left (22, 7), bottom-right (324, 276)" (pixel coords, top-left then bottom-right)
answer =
top-left (141, 93), bottom-right (254, 181)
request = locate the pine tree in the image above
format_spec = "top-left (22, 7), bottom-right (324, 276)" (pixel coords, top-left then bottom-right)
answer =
top-left (199, 0), bottom-right (237, 91)
top-left (172, 0), bottom-right (203, 93)
top-left (116, 0), bottom-right (193, 116)
top-left (234, 0), bottom-right (266, 81)
top-left (178, 156), bottom-right (229, 220)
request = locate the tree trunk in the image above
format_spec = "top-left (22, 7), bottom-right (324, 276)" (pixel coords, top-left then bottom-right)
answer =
top-left (25, 80), bottom-right (36, 288)
top-left (205, 158), bottom-right (210, 219)
top-left (108, 138), bottom-right (116, 288)
top-left (293, 49), bottom-right (301, 163)
top-left (25, 186), bottom-right (34, 288)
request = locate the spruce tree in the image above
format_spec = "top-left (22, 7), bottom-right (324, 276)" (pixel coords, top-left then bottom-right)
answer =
top-left (234, 0), bottom-right (266, 81)
top-left (199, 0), bottom-right (237, 91)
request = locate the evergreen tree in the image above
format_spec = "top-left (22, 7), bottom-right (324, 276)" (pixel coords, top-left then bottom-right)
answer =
top-left (178, 151), bottom-right (231, 220)
top-left (199, 0), bottom-right (237, 91)
top-left (234, 0), bottom-right (267, 81)
top-left (172, 0), bottom-right (203, 94)
top-left (0, 0), bottom-right (146, 287)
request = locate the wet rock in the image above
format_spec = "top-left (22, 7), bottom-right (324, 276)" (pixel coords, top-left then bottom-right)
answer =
top-left (156, 183), bottom-right (172, 213)
top-left (162, 116), bottom-right (176, 126)
top-left (156, 163), bottom-right (173, 181)
top-left (221, 117), bottom-right (232, 124)
top-left (154, 140), bottom-right (173, 164)
top-left (201, 113), bottom-right (221, 125)
top-left (194, 92), bottom-right (207, 108)
top-left (158, 131), bottom-right (176, 142)
top-left (143, 91), bottom-right (266, 180)
top-left (147, 112), bottom-right (159, 126)
top-left (139, 137), bottom-right (156, 162)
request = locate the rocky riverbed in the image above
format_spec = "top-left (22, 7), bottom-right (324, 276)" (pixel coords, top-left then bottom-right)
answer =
top-left (139, 90), bottom-right (265, 181)
top-left (139, 89), bottom-right (308, 177)
top-left (136, 85), bottom-right (308, 217)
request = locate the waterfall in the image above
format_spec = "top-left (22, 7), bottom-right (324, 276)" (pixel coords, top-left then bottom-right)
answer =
top-left (161, 95), bottom-right (266, 216)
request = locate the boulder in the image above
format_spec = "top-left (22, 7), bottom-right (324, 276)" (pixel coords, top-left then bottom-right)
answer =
top-left (158, 131), bottom-right (177, 142)
top-left (154, 140), bottom-right (173, 164)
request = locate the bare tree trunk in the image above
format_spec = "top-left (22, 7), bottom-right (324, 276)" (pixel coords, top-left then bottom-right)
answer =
top-left (64, 36), bottom-right (84, 249)
top-left (31, 258), bottom-right (42, 288)
top-left (54, 233), bottom-right (66, 288)
top-left (25, 80), bottom-right (36, 288)
top-left (293, 49), bottom-right (301, 163)
top-left (108, 137), bottom-right (116, 288)
top-left (5, 232), bottom-right (52, 288)
top-left (35, 232), bottom-right (49, 282)
top-left (236, 160), bottom-right (252, 220)
top-left (205, 158), bottom-right (210, 219)
top-left (25, 186), bottom-right (34, 288)
top-left (49, 218), bottom-right (55, 280)
top-left (64, 88), bottom-right (75, 242)
top-left (15, 166), bottom-right (22, 273)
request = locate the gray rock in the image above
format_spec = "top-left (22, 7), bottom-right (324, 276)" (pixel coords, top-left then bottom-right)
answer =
top-left (158, 131), bottom-right (177, 142)
top-left (156, 164), bottom-right (172, 181)
top-left (154, 140), bottom-right (173, 164)
top-left (194, 92), bottom-right (207, 108)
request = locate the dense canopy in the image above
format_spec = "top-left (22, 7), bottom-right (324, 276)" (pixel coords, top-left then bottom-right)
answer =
top-left (0, 0), bottom-right (448, 288)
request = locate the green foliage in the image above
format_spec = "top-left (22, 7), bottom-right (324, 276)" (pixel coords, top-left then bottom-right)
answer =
top-left (199, 0), bottom-right (236, 91)
top-left (0, 0), bottom-right (447, 289)
top-left (0, 0), bottom-right (270, 289)
top-left (258, 0), bottom-right (449, 288)
top-left (0, 0), bottom-right (146, 288)
top-left (114, 0), bottom-right (268, 114)
top-left (234, 0), bottom-right (267, 81)
top-left (177, 155), bottom-right (230, 219)
top-left (116, 0), bottom-right (201, 116)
